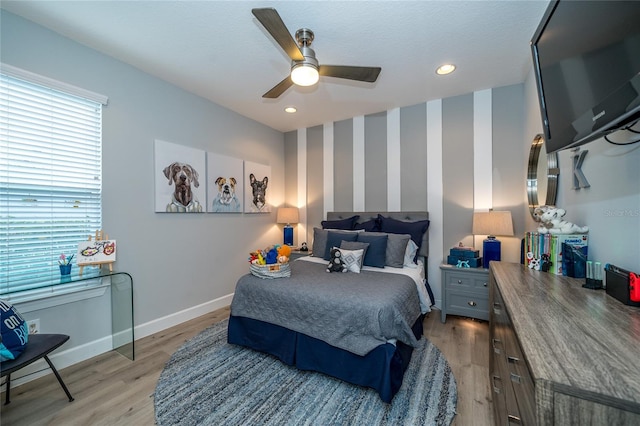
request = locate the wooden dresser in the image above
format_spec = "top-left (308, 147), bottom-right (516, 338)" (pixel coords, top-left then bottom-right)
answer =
top-left (489, 262), bottom-right (640, 425)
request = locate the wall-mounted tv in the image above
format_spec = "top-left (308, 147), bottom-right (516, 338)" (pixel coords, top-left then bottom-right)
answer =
top-left (531, 0), bottom-right (640, 154)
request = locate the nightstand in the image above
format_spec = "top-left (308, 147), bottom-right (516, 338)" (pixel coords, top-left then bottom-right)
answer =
top-left (440, 264), bottom-right (489, 323)
top-left (289, 250), bottom-right (310, 261)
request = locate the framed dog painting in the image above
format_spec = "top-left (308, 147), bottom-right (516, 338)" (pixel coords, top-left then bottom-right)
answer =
top-left (154, 139), bottom-right (206, 213)
top-left (244, 161), bottom-right (271, 213)
top-left (207, 153), bottom-right (243, 213)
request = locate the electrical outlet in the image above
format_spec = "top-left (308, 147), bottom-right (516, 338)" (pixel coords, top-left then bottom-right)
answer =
top-left (27, 319), bottom-right (40, 335)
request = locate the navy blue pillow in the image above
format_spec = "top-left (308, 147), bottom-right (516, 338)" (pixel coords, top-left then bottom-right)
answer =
top-left (356, 233), bottom-right (388, 268)
top-left (321, 215), bottom-right (360, 230)
top-left (378, 215), bottom-right (430, 256)
top-left (353, 218), bottom-right (380, 232)
top-left (324, 231), bottom-right (358, 260)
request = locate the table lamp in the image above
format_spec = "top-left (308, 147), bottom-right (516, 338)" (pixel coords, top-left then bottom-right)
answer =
top-left (277, 207), bottom-right (299, 246)
top-left (472, 210), bottom-right (514, 269)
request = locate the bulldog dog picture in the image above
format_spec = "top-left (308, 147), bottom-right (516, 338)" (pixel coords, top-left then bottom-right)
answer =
top-left (207, 153), bottom-right (243, 213)
top-left (154, 140), bottom-right (205, 213)
top-left (244, 161), bottom-right (271, 213)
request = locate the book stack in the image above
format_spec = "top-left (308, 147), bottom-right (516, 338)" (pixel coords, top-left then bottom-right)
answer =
top-left (447, 246), bottom-right (482, 268)
top-left (524, 232), bottom-right (588, 275)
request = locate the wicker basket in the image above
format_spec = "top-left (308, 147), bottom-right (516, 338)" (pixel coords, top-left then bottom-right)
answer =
top-left (250, 262), bottom-right (291, 279)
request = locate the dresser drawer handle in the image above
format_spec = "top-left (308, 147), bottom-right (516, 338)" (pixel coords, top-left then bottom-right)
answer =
top-left (483, 282), bottom-right (488, 287)
top-left (492, 338), bottom-right (502, 354)
top-left (507, 414), bottom-right (522, 424)
top-left (507, 356), bottom-right (520, 364)
top-left (457, 279), bottom-right (463, 284)
top-left (492, 375), bottom-right (502, 394)
top-left (510, 373), bottom-right (521, 384)
top-left (468, 301), bottom-right (477, 307)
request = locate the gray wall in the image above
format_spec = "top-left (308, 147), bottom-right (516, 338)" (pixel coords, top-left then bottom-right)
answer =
top-left (2, 11), bottom-right (284, 349)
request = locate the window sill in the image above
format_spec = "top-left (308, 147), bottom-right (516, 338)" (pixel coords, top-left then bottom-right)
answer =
top-left (7, 278), bottom-right (110, 314)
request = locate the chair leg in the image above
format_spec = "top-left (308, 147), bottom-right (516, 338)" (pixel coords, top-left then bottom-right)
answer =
top-left (43, 355), bottom-right (74, 402)
top-left (4, 374), bottom-right (11, 405)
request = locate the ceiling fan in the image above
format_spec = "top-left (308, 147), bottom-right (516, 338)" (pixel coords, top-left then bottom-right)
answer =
top-left (252, 8), bottom-right (382, 99)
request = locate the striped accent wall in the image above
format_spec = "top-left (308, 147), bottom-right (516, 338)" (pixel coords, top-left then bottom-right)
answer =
top-left (285, 84), bottom-right (525, 308)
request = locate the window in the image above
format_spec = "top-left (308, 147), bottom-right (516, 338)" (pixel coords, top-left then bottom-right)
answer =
top-left (0, 65), bottom-right (107, 297)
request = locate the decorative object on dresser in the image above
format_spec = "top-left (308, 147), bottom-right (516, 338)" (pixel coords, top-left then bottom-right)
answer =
top-left (276, 206), bottom-right (299, 246)
top-left (524, 232), bottom-right (588, 276)
top-left (440, 264), bottom-right (488, 323)
top-left (154, 319), bottom-right (457, 425)
top-left (472, 210), bottom-right (514, 269)
top-left (490, 262), bottom-right (640, 425)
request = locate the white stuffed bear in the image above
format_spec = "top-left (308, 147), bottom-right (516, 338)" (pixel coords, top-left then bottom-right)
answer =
top-left (538, 207), bottom-right (588, 234)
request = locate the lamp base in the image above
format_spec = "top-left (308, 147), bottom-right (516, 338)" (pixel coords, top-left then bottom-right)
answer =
top-left (283, 225), bottom-right (294, 246)
top-left (482, 237), bottom-right (501, 269)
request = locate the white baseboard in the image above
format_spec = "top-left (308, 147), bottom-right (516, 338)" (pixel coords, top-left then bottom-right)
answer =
top-left (3, 294), bottom-right (233, 391)
top-left (134, 293), bottom-right (233, 339)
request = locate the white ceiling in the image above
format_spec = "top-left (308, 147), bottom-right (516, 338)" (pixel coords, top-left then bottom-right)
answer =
top-left (2, 1), bottom-right (551, 133)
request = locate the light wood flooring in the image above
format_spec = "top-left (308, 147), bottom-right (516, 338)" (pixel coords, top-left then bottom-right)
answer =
top-left (1, 307), bottom-right (493, 425)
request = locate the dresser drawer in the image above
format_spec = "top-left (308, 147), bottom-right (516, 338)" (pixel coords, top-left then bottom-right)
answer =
top-left (445, 289), bottom-right (489, 321)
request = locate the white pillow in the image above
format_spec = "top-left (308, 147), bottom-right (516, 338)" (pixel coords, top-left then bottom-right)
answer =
top-left (403, 239), bottom-right (419, 268)
top-left (338, 248), bottom-right (365, 273)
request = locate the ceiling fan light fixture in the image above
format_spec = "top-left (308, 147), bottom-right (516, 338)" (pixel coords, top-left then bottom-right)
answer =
top-left (291, 63), bottom-right (319, 86)
top-left (436, 64), bottom-right (456, 75)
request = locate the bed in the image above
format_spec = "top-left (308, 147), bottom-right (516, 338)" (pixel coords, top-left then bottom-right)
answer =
top-left (228, 212), bottom-right (433, 402)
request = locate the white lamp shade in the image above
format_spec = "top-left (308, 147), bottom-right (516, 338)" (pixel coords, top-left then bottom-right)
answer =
top-left (472, 210), bottom-right (514, 237)
top-left (277, 207), bottom-right (299, 224)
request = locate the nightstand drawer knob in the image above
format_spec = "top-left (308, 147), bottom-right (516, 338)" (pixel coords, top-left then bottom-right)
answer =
top-left (483, 282), bottom-right (488, 287)
top-left (457, 279), bottom-right (463, 284)
top-left (468, 301), bottom-right (477, 307)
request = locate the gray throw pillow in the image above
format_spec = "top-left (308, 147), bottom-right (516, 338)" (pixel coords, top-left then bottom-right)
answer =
top-left (363, 232), bottom-right (411, 268)
top-left (340, 241), bottom-right (370, 269)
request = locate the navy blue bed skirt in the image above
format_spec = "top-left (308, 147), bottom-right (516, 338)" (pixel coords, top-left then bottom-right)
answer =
top-left (227, 315), bottom-right (423, 403)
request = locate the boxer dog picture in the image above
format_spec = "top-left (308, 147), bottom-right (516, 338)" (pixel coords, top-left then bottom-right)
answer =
top-left (207, 152), bottom-right (243, 213)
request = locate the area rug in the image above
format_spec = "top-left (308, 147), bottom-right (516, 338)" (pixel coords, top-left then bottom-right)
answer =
top-left (154, 319), bottom-right (457, 425)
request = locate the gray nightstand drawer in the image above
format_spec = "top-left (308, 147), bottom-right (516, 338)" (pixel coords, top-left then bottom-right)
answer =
top-left (445, 290), bottom-right (489, 321)
top-left (440, 264), bottom-right (489, 322)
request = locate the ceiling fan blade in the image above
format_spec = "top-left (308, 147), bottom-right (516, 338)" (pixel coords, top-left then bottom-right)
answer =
top-left (252, 8), bottom-right (304, 62)
top-left (262, 76), bottom-right (294, 99)
top-left (319, 65), bottom-right (381, 83)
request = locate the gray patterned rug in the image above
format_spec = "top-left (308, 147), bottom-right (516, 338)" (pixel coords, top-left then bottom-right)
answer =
top-left (154, 319), bottom-right (457, 425)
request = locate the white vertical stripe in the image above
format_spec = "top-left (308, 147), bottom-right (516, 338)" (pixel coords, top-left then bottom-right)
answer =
top-left (353, 116), bottom-right (365, 211)
top-left (297, 129), bottom-right (308, 245)
top-left (323, 122), bottom-right (334, 217)
top-left (426, 99), bottom-right (444, 309)
top-left (387, 108), bottom-right (401, 211)
top-left (474, 89), bottom-right (493, 211)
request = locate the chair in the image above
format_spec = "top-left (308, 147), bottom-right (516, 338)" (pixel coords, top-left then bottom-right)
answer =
top-left (1, 334), bottom-right (74, 405)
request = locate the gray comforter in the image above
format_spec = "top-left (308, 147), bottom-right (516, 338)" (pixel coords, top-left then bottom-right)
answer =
top-left (230, 259), bottom-right (422, 356)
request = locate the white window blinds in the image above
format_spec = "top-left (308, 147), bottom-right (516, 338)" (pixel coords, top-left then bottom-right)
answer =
top-left (0, 68), bottom-right (104, 295)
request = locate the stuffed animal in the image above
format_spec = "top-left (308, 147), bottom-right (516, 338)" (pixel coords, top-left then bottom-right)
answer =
top-left (277, 245), bottom-right (292, 258)
top-left (326, 247), bottom-right (347, 273)
top-left (265, 247), bottom-right (279, 264)
top-left (537, 207), bottom-right (589, 234)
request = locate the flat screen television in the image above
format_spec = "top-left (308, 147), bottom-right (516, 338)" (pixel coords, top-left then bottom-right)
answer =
top-left (531, 0), bottom-right (640, 153)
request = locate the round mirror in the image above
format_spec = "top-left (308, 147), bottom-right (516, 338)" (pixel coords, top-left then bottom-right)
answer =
top-left (527, 134), bottom-right (559, 219)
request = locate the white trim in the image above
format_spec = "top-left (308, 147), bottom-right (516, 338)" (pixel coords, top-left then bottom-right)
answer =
top-left (387, 108), bottom-right (401, 211)
top-left (323, 122), bottom-right (334, 217)
top-left (134, 293), bottom-right (234, 339)
top-left (12, 281), bottom-right (108, 313)
top-left (297, 129), bottom-right (308, 244)
top-left (1, 63), bottom-right (109, 105)
top-left (473, 89), bottom-right (493, 211)
top-left (353, 116), bottom-right (365, 211)
top-left (427, 99), bottom-right (444, 309)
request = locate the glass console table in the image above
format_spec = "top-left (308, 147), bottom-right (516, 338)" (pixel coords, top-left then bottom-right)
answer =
top-left (54, 268), bottom-right (134, 360)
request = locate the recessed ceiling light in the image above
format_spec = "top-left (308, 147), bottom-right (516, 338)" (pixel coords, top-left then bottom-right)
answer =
top-left (284, 106), bottom-right (297, 113)
top-left (436, 64), bottom-right (456, 75)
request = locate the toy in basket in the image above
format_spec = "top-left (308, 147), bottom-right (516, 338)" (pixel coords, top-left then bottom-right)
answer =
top-left (248, 245), bottom-right (292, 279)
